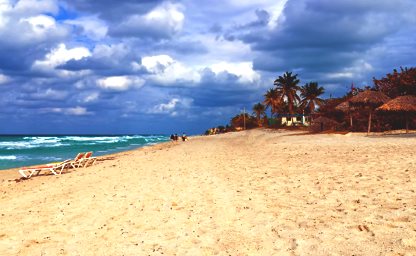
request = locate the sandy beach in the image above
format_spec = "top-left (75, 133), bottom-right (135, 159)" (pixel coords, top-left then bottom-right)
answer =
top-left (0, 129), bottom-right (415, 255)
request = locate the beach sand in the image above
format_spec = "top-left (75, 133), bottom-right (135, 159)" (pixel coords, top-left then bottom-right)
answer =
top-left (0, 129), bottom-right (415, 255)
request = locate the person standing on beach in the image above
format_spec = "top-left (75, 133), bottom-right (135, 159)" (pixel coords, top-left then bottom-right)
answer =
top-left (182, 132), bottom-right (187, 141)
top-left (174, 134), bottom-right (178, 141)
top-left (170, 134), bottom-right (175, 142)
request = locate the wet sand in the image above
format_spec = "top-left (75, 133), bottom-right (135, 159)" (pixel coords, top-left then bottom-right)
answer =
top-left (0, 129), bottom-right (415, 255)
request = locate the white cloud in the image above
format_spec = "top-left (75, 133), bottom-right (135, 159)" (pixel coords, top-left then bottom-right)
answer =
top-left (21, 15), bottom-right (56, 34)
top-left (326, 60), bottom-right (374, 80)
top-left (40, 106), bottom-right (92, 116)
top-left (112, 2), bottom-right (184, 38)
top-left (65, 16), bottom-right (108, 40)
top-left (145, 2), bottom-right (184, 33)
top-left (82, 92), bottom-right (99, 103)
top-left (92, 43), bottom-right (129, 59)
top-left (31, 88), bottom-right (68, 100)
top-left (32, 43), bottom-right (91, 70)
top-left (14, 0), bottom-right (59, 16)
top-left (0, 0), bottom-right (11, 28)
top-left (149, 97), bottom-right (193, 116)
top-left (97, 76), bottom-right (144, 91)
top-left (267, 0), bottom-right (288, 29)
top-left (142, 55), bottom-right (201, 85)
top-left (142, 54), bottom-right (174, 73)
top-left (210, 61), bottom-right (260, 84)
top-left (0, 73), bottom-right (10, 84)
top-left (154, 98), bottom-right (179, 112)
top-left (66, 106), bottom-right (90, 116)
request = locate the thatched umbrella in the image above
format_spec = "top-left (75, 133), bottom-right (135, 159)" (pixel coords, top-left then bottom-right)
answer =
top-left (376, 95), bottom-right (416, 133)
top-left (349, 90), bottom-right (390, 135)
top-left (335, 101), bottom-right (354, 127)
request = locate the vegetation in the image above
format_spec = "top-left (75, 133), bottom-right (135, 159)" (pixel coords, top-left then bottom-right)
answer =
top-left (252, 103), bottom-right (266, 126)
top-left (300, 82), bottom-right (325, 115)
top-left (373, 67), bottom-right (416, 98)
top-left (204, 67), bottom-right (416, 135)
top-left (273, 72), bottom-right (301, 115)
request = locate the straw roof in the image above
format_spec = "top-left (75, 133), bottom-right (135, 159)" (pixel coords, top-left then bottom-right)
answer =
top-left (335, 101), bottom-right (350, 112)
top-left (349, 90), bottom-right (390, 107)
top-left (376, 95), bottom-right (416, 113)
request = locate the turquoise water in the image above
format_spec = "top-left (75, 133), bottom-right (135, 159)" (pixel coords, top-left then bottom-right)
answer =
top-left (0, 135), bottom-right (169, 170)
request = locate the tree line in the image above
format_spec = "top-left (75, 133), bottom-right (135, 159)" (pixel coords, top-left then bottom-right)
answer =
top-left (205, 67), bottom-right (416, 135)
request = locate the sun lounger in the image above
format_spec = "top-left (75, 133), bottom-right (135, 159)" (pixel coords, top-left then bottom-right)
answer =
top-left (68, 152), bottom-right (85, 168)
top-left (77, 151), bottom-right (97, 168)
top-left (18, 160), bottom-right (71, 179)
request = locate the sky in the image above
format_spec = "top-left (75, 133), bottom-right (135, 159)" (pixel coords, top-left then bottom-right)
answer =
top-left (0, 0), bottom-right (415, 134)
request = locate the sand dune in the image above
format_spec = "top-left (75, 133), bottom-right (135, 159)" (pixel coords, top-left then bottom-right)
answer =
top-left (1, 129), bottom-right (415, 255)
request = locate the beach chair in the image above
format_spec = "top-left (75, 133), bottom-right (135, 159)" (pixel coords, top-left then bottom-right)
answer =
top-left (78, 151), bottom-right (97, 168)
top-left (18, 160), bottom-right (71, 179)
top-left (67, 152), bottom-right (85, 168)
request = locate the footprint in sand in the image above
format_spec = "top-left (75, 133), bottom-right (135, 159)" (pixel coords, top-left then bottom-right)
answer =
top-left (358, 225), bottom-right (375, 236)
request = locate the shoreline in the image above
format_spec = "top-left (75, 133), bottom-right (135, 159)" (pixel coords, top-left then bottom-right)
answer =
top-left (1, 129), bottom-right (416, 255)
top-left (0, 137), bottom-right (177, 179)
top-left (0, 139), bottom-right (179, 182)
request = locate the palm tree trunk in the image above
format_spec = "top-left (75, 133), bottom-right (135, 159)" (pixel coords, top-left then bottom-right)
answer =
top-left (367, 109), bottom-right (372, 135)
top-left (348, 106), bottom-right (353, 129)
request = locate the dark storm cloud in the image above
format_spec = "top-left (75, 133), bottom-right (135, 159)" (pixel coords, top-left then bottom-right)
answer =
top-left (0, 20), bottom-right (69, 71)
top-left (179, 68), bottom-right (260, 108)
top-left (225, 0), bottom-right (416, 95)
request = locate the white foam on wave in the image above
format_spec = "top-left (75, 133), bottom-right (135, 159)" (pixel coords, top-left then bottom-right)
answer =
top-left (0, 155), bottom-right (17, 160)
top-left (0, 140), bottom-right (68, 149)
top-left (39, 156), bottom-right (63, 161)
top-left (62, 136), bottom-right (128, 144)
top-left (0, 141), bottom-right (36, 149)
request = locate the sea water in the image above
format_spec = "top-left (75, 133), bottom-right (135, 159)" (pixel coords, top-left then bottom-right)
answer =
top-left (0, 135), bottom-right (169, 170)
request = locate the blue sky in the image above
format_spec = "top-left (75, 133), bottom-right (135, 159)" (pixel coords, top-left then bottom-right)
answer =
top-left (0, 0), bottom-right (415, 134)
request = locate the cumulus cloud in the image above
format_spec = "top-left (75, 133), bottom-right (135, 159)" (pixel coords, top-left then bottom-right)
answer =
top-left (96, 76), bottom-right (145, 91)
top-left (149, 97), bottom-right (193, 116)
top-left (0, 2), bottom-right (69, 70)
top-left (0, 74), bottom-right (10, 84)
top-left (141, 55), bottom-right (201, 85)
top-left (209, 62), bottom-right (260, 84)
top-left (57, 43), bottom-right (140, 76)
top-left (32, 43), bottom-right (91, 71)
top-left (81, 92), bottom-right (100, 103)
top-left (65, 16), bottom-right (108, 40)
top-left (109, 2), bottom-right (184, 39)
top-left (30, 88), bottom-right (68, 100)
top-left (14, 0), bottom-right (59, 16)
top-left (40, 106), bottom-right (92, 116)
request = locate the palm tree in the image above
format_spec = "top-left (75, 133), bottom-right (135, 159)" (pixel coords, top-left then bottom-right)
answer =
top-left (263, 88), bottom-right (280, 117)
top-left (300, 82), bottom-right (325, 114)
top-left (274, 72), bottom-right (301, 115)
top-left (252, 102), bottom-right (266, 126)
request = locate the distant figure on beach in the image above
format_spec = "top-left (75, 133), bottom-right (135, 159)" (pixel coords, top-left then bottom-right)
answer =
top-left (170, 134), bottom-right (175, 141)
top-left (174, 134), bottom-right (178, 141)
top-left (182, 133), bottom-right (187, 141)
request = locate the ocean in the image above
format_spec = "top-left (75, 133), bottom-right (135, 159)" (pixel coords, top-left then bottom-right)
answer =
top-left (0, 135), bottom-right (169, 170)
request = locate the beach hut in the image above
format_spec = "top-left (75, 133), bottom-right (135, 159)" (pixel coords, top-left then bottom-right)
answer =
top-left (349, 90), bottom-right (390, 135)
top-left (310, 116), bottom-right (339, 132)
top-left (376, 95), bottom-right (416, 133)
